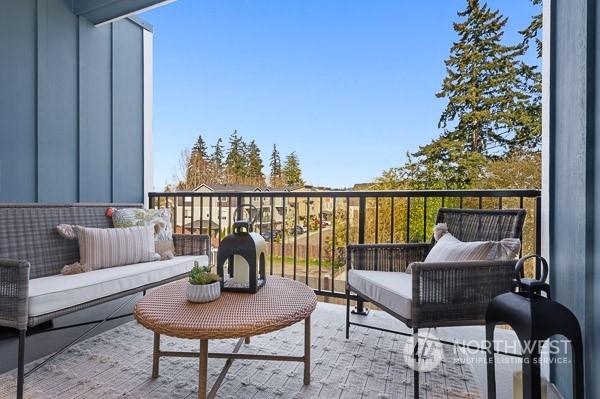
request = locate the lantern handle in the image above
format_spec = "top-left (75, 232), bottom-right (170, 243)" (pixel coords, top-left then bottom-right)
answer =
top-left (233, 203), bottom-right (258, 225)
top-left (514, 254), bottom-right (550, 298)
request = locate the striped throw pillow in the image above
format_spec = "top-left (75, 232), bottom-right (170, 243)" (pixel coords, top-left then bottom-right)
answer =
top-left (76, 225), bottom-right (160, 270)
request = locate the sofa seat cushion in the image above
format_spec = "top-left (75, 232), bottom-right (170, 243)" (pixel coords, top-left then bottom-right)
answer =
top-left (28, 255), bottom-right (208, 317)
top-left (347, 270), bottom-right (412, 320)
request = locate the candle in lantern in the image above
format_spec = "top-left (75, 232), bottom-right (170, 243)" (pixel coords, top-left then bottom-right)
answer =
top-left (232, 255), bottom-right (250, 285)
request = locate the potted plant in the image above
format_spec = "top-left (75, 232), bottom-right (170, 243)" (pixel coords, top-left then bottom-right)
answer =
top-left (186, 262), bottom-right (221, 303)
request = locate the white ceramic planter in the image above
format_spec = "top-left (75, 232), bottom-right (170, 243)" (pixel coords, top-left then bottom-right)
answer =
top-left (186, 281), bottom-right (221, 303)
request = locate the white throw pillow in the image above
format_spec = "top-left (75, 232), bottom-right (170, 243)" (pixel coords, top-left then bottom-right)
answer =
top-left (405, 233), bottom-right (521, 273)
top-left (76, 225), bottom-right (160, 270)
top-left (425, 233), bottom-right (521, 263)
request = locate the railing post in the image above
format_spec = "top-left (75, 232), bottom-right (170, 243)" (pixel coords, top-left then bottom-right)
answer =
top-left (535, 195), bottom-right (542, 279)
top-left (353, 196), bottom-right (369, 315)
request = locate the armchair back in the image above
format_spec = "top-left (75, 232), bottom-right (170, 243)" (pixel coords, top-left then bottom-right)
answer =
top-left (435, 208), bottom-right (526, 243)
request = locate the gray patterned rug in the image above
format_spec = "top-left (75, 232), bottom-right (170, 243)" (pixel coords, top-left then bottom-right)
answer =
top-left (0, 304), bottom-right (481, 398)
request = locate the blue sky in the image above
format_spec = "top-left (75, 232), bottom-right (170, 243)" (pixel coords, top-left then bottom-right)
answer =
top-left (142, 0), bottom-right (541, 189)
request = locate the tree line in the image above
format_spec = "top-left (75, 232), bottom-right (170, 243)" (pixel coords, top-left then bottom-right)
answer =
top-left (173, 130), bottom-right (304, 190)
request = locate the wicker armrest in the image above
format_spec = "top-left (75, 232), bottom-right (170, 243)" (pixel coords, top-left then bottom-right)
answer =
top-left (346, 243), bottom-right (431, 273)
top-left (0, 259), bottom-right (30, 330)
top-left (410, 260), bottom-right (516, 327)
top-left (172, 234), bottom-right (211, 259)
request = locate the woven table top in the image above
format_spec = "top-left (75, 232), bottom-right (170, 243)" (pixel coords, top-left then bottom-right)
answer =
top-left (134, 276), bottom-right (317, 340)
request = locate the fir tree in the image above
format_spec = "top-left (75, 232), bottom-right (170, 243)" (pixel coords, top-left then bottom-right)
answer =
top-left (282, 152), bottom-right (304, 186)
top-left (520, 0), bottom-right (542, 59)
top-left (512, 0), bottom-right (542, 152)
top-left (186, 134), bottom-right (210, 188)
top-left (436, 0), bottom-right (533, 155)
top-left (269, 144), bottom-right (282, 187)
top-left (247, 140), bottom-right (265, 186)
top-left (210, 138), bottom-right (224, 183)
top-left (225, 130), bottom-right (247, 183)
top-left (192, 135), bottom-right (208, 158)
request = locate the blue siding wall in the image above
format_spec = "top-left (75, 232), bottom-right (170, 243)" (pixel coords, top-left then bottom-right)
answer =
top-left (0, 0), bottom-right (148, 204)
top-left (549, 0), bottom-right (599, 397)
top-left (0, 0), bottom-right (37, 202)
top-left (113, 22), bottom-right (144, 204)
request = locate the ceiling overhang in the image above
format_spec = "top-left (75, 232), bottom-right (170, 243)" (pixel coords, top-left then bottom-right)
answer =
top-left (74, 0), bottom-right (176, 27)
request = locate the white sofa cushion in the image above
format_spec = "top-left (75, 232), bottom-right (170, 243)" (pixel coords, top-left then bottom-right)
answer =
top-left (28, 255), bottom-right (208, 317)
top-left (347, 270), bottom-right (412, 320)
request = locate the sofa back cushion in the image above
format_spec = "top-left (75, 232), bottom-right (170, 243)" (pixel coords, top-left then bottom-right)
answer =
top-left (0, 204), bottom-right (141, 279)
top-left (76, 225), bottom-right (159, 270)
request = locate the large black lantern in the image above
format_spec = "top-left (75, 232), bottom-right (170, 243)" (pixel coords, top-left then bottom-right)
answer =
top-left (486, 255), bottom-right (584, 399)
top-left (216, 204), bottom-right (267, 293)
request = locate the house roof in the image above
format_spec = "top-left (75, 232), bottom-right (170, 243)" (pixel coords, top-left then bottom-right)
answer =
top-left (193, 183), bottom-right (262, 192)
top-left (184, 219), bottom-right (220, 230)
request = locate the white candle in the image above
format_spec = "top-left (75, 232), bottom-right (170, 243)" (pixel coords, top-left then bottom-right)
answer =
top-left (232, 255), bottom-right (250, 285)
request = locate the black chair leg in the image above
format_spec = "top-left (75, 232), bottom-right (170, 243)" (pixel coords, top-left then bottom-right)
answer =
top-left (413, 328), bottom-right (419, 399)
top-left (486, 322), bottom-right (496, 399)
top-left (17, 330), bottom-right (25, 399)
top-left (345, 288), bottom-right (350, 339)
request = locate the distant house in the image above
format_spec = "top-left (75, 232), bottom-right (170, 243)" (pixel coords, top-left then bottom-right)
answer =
top-left (174, 183), bottom-right (278, 234)
top-left (285, 185), bottom-right (336, 222)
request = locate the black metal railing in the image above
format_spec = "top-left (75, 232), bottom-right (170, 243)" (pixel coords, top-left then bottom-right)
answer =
top-left (149, 189), bottom-right (542, 299)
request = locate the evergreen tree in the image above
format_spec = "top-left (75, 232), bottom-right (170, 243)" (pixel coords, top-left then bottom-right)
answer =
top-left (520, 0), bottom-right (542, 59)
top-left (269, 144), bottom-right (282, 187)
top-left (192, 135), bottom-right (208, 158)
top-left (247, 140), bottom-right (265, 186)
top-left (282, 152), bottom-right (304, 186)
top-left (512, 0), bottom-right (542, 152)
top-left (186, 134), bottom-right (210, 188)
top-left (436, 0), bottom-right (533, 155)
top-left (210, 138), bottom-right (224, 183)
top-left (225, 130), bottom-right (247, 183)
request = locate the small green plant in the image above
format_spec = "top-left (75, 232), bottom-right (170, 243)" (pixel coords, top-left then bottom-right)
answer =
top-left (189, 262), bottom-right (221, 285)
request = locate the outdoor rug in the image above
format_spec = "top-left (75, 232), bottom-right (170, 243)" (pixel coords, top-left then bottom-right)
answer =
top-left (0, 304), bottom-right (481, 398)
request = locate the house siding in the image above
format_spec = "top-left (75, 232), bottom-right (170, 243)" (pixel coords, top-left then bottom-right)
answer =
top-left (0, 0), bottom-right (150, 204)
top-left (548, 0), bottom-right (599, 397)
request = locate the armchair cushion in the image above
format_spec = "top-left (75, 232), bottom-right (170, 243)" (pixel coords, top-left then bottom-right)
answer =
top-left (347, 270), bottom-right (412, 320)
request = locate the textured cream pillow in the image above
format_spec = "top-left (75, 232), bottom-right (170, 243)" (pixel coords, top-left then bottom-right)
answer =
top-left (406, 233), bottom-right (521, 273)
top-left (426, 233), bottom-right (521, 262)
top-left (111, 208), bottom-right (174, 259)
top-left (76, 225), bottom-right (160, 270)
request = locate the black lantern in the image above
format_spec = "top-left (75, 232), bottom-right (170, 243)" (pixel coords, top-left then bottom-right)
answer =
top-left (486, 255), bottom-right (584, 399)
top-left (216, 204), bottom-right (267, 293)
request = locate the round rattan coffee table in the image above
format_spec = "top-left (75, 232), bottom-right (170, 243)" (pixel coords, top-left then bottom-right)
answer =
top-left (134, 276), bottom-right (317, 399)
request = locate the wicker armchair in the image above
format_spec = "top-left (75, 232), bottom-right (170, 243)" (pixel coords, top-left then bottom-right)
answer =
top-left (345, 208), bottom-right (525, 399)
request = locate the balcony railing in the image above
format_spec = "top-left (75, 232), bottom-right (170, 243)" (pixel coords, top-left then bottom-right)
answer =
top-left (149, 189), bottom-right (541, 299)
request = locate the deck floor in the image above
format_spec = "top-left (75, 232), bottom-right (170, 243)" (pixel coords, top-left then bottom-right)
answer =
top-left (0, 303), bottom-right (489, 399)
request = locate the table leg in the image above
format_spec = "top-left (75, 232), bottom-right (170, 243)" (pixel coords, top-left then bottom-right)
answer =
top-left (152, 332), bottom-right (160, 378)
top-left (304, 315), bottom-right (311, 385)
top-left (198, 340), bottom-right (208, 399)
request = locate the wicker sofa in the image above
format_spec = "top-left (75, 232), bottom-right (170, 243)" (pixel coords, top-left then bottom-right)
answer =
top-left (0, 204), bottom-right (211, 399)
